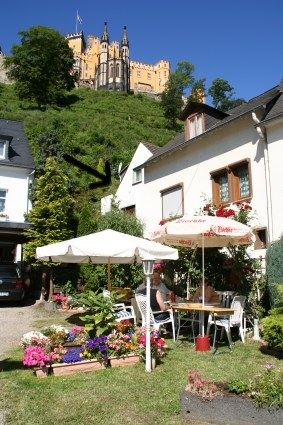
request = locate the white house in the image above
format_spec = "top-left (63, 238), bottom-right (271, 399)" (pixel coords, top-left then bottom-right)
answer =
top-left (103, 82), bottom-right (283, 260)
top-left (0, 119), bottom-right (35, 262)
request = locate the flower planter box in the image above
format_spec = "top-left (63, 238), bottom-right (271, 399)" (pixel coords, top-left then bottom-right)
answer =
top-left (110, 354), bottom-right (140, 368)
top-left (180, 389), bottom-right (283, 425)
top-left (33, 366), bottom-right (51, 378)
top-left (52, 359), bottom-right (106, 376)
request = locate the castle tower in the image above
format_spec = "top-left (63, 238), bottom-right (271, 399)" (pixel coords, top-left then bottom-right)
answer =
top-left (97, 22), bottom-right (109, 88)
top-left (120, 26), bottom-right (130, 92)
top-left (65, 32), bottom-right (86, 79)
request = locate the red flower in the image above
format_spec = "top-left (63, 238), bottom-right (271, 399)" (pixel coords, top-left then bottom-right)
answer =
top-left (159, 220), bottom-right (165, 225)
top-left (216, 207), bottom-right (235, 218)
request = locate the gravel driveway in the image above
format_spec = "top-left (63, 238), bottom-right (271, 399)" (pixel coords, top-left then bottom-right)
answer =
top-left (0, 301), bottom-right (37, 360)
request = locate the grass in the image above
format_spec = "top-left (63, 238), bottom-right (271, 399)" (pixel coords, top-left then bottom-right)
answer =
top-left (0, 307), bottom-right (281, 425)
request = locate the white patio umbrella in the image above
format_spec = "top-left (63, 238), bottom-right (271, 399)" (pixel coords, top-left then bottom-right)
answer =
top-left (151, 215), bottom-right (255, 336)
top-left (36, 229), bottom-right (179, 372)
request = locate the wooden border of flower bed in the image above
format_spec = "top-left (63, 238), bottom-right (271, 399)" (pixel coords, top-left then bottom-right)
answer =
top-left (33, 354), bottom-right (141, 377)
top-left (52, 359), bottom-right (106, 376)
top-left (109, 354), bottom-right (140, 368)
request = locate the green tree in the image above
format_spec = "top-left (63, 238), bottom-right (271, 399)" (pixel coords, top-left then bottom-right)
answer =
top-left (161, 61), bottom-right (195, 129)
top-left (80, 201), bottom-right (145, 291)
top-left (161, 76), bottom-right (184, 129)
top-left (4, 26), bottom-right (76, 107)
top-left (161, 61), bottom-right (207, 128)
top-left (208, 78), bottom-right (245, 111)
top-left (24, 157), bottom-right (74, 298)
top-left (37, 130), bottom-right (62, 173)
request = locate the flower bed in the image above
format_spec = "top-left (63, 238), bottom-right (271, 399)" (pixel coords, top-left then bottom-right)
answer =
top-left (20, 320), bottom-right (168, 377)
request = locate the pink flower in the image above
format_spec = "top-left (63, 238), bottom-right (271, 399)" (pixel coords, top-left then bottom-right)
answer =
top-left (23, 346), bottom-right (50, 367)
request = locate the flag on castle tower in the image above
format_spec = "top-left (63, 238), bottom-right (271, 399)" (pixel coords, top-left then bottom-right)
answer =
top-left (77, 10), bottom-right (82, 25)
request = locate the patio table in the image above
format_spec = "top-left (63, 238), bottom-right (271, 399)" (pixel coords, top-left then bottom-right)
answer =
top-left (170, 303), bottom-right (234, 348)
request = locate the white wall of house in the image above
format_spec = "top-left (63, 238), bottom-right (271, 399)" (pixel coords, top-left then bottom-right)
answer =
top-left (266, 119), bottom-right (283, 241)
top-left (142, 116), bottom-right (269, 238)
top-left (0, 165), bottom-right (33, 222)
top-left (114, 142), bottom-right (154, 226)
top-left (0, 165), bottom-right (34, 262)
top-left (106, 103), bottom-right (283, 266)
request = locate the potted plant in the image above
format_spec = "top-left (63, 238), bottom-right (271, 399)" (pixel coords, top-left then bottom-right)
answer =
top-left (79, 290), bottom-right (116, 336)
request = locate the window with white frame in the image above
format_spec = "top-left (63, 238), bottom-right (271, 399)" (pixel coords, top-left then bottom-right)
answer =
top-left (161, 184), bottom-right (183, 220)
top-left (188, 114), bottom-right (203, 139)
top-left (132, 169), bottom-right (142, 184)
top-left (0, 140), bottom-right (7, 159)
top-left (0, 190), bottom-right (7, 212)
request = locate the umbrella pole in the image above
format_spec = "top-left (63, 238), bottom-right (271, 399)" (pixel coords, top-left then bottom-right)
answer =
top-left (107, 259), bottom-right (111, 291)
top-left (202, 233), bottom-right (205, 336)
top-left (145, 274), bottom-right (152, 372)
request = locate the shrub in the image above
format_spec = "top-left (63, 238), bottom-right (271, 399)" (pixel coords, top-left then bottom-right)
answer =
top-left (186, 369), bottom-right (220, 401)
top-left (249, 363), bottom-right (283, 407)
top-left (266, 236), bottom-right (283, 307)
top-left (227, 379), bottom-right (249, 394)
top-left (261, 309), bottom-right (283, 351)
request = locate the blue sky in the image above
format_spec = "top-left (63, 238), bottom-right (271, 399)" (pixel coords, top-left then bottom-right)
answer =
top-left (1, 1), bottom-right (282, 102)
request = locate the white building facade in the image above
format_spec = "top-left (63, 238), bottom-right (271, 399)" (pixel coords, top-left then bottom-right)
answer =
top-left (0, 119), bottom-right (34, 262)
top-left (104, 83), bottom-right (283, 260)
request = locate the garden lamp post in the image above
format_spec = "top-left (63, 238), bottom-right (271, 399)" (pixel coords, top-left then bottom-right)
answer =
top-left (142, 259), bottom-right (155, 372)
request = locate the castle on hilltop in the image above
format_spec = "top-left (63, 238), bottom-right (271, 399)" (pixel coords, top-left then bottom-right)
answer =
top-left (66, 22), bottom-right (170, 95)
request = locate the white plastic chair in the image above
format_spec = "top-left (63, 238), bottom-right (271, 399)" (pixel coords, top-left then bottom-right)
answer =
top-left (206, 295), bottom-right (246, 350)
top-left (103, 289), bottom-right (136, 325)
top-left (135, 294), bottom-right (176, 341)
top-left (216, 291), bottom-right (235, 307)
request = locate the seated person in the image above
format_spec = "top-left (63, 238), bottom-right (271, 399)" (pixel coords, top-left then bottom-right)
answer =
top-left (151, 270), bottom-right (170, 301)
top-left (192, 277), bottom-right (220, 304)
top-left (135, 279), bottom-right (146, 294)
top-left (138, 284), bottom-right (171, 321)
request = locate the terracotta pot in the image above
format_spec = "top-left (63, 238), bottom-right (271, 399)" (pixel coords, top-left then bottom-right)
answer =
top-left (52, 359), bottom-right (106, 376)
top-left (110, 354), bottom-right (140, 367)
top-left (33, 365), bottom-right (51, 378)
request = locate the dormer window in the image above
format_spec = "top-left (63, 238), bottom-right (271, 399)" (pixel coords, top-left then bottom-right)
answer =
top-left (133, 169), bottom-right (142, 184)
top-left (188, 114), bottom-right (203, 139)
top-left (0, 139), bottom-right (8, 159)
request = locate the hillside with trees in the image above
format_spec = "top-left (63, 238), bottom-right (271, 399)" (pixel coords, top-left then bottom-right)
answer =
top-left (0, 83), bottom-right (179, 195)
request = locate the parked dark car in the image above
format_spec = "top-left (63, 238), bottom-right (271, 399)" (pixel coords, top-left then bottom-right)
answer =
top-left (0, 263), bottom-right (25, 303)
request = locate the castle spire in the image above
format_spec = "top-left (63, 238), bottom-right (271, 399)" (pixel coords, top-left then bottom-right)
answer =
top-left (101, 22), bottom-right (109, 43)
top-left (121, 26), bottom-right (129, 47)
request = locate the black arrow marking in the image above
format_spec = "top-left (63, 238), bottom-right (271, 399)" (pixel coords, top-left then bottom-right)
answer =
top-left (63, 154), bottom-right (111, 189)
